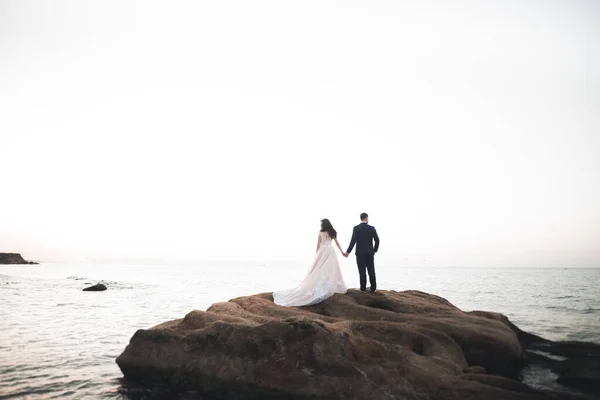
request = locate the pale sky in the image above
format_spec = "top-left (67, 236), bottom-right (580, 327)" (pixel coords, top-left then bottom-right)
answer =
top-left (1, 0), bottom-right (599, 267)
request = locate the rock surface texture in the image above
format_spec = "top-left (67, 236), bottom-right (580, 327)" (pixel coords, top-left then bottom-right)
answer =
top-left (116, 290), bottom-right (594, 400)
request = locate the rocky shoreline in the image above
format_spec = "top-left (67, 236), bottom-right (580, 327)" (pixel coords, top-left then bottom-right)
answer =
top-left (0, 253), bottom-right (38, 264)
top-left (116, 290), bottom-right (599, 400)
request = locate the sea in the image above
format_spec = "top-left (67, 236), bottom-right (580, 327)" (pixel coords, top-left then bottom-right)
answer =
top-left (1, 263), bottom-right (599, 399)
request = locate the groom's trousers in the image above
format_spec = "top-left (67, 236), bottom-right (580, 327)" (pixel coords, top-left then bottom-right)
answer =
top-left (356, 254), bottom-right (376, 292)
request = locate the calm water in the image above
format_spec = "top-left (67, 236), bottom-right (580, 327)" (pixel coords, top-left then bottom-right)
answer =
top-left (1, 263), bottom-right (599, 399)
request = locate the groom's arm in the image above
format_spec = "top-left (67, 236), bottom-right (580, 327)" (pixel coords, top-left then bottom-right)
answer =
top-left (373, 227), bottom-right (380, 253)
top-left (346, 226), bottom-right (357, 254)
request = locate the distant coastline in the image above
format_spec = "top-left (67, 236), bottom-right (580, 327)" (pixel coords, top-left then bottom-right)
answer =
top-left (0, 253), bottom-right (38, 264)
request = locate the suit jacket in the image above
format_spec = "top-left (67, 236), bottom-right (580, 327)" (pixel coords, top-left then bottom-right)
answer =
top-left (347, 222), bottom-right (380, 256)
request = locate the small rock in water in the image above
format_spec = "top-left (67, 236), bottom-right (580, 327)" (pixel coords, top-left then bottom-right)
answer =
top-left (83, 283), bottom-right (107, 292)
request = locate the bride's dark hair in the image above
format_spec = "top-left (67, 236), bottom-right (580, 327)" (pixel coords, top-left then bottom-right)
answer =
top-left (320, 219), bottom-right (337, 239)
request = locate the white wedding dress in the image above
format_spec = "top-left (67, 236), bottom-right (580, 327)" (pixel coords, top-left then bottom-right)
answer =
top-left (273, 232), bottom-right (347, 306)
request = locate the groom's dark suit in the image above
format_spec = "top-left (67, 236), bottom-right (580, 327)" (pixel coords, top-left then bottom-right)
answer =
top-left (346, 222), bottom-right (380, 292)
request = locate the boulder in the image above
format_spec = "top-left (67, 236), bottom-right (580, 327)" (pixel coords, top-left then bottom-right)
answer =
top-left (552, 357), bottom-right (600, 395)
top-left (525, 341), bottom-right (600, 395)
top-left (116, 290), bottom-right (578, 399)
top-left (82, 283), bottom-right (107, 292)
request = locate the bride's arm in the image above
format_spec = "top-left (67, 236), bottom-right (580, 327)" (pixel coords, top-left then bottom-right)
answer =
top-left (334, 237), bottom-right (344, 255)
top-left (316, 233), bottom-right (321, 253)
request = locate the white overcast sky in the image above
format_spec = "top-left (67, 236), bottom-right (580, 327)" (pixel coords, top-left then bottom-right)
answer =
top-left (1, 0), bottom-right (598, 267)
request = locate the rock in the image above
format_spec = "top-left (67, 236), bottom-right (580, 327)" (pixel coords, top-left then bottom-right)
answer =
top-left (469, 310), bottom-right (549, 347)
top-left (524, 349), bottom-right (563, 367)
top-left (530, 341), bottom-right (600, 358)
top-left (464, 366), bottom-right (487, 374)
top-left (116, 289), bottom-right (575, 400)
top-left (82, 283), bottom-right (107, 292)
top-left (552, 357), bottom-right (600, 395)
top-left (0, 253), bottom-right (38, 264)
top-left (525, 341), bottom-right (600, 396)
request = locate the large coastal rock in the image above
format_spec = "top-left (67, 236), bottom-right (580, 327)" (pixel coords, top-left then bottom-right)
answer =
top-left (116, 290), bottom-right (592, 399)
top-left (0, 252), bottom-right (37, 264)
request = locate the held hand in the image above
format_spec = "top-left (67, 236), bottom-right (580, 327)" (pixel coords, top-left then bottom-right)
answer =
top-left (343, 252), bottom-right (349, 258)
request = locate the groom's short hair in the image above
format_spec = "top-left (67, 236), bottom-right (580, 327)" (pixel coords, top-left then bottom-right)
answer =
top-left (360, 213), bottom-right (368, 221)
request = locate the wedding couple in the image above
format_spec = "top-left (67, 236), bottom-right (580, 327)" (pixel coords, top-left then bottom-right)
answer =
top-left (273, 213), bottom-right (380, 307)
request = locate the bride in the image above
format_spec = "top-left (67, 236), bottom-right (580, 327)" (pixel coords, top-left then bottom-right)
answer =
top-left (273, 219), bottom-right (348, 306)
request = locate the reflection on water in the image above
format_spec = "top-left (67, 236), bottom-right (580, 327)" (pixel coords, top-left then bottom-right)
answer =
top-left (1, 264), bottom-right (599, 399)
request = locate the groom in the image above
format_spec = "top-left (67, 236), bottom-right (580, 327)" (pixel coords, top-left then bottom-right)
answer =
top-left (344, 213), bottom-right (380, 293)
